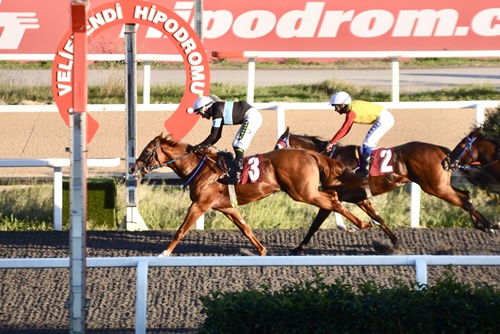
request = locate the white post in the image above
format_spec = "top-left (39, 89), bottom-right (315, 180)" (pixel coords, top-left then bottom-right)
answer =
top-left (334, 212), bottom-right (347, 230)
top-left (276, 104), bottom-right (285, 138)
top-left (195, 215), bottom-right (204, 230)
top-left (53, 167), bottom-right (63, 231)
top-left (475, 103), bottom-right (485, 127)
top-left (143, 61), bottom-right (150, 105)
top-left (391, 57), bottom-right (400, 102)
top-left (410, 182), bottom-right (421, 228)
top-left (122, 24), bottom-right (148, 231)
top-left (247, 57), bottom-right (255, 104)
top-left (415, 258), bottom-right (428, 289)
top-left (135, 260), bottom-right (149, 334)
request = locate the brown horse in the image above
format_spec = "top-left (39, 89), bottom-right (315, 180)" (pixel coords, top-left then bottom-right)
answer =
top-left (130, 133), bottom-right (374, 256)
top-left (442, 128), bottom-right (500, 193)
top-left (275, 127), bottom-right (498, 250)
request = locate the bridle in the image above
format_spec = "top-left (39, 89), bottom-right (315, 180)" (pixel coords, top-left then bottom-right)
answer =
top-left (135, 140), bottom-right (190, 173)
top-left (275, 135), bottom-right (290, 150)
top-left (442, 135), bottom-right (499, 171)
top-left (134, 141), bottom-right (226, 188)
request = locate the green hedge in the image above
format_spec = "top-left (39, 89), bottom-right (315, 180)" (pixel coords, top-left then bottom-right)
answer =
top-left (199, 270), bottom-right (499, 334)
top-left (63, 177), bottom-right (117, 229)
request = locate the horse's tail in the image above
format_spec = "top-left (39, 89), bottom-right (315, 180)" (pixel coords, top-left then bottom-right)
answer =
top-left (309, 151), bottom-right (368, 189)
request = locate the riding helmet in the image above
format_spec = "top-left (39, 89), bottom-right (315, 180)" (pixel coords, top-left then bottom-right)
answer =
top-left (330, 91), bottom-right (352, 105)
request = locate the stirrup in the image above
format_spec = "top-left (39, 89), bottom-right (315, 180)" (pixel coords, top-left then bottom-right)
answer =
top-left (354, 167), bottom-right (369, 177)
top-left (218, 172), bottom-right (240, 185)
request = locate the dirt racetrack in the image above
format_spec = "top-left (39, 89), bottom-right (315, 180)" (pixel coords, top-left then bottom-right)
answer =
top-left (0, 228), bottom-right (499, 333)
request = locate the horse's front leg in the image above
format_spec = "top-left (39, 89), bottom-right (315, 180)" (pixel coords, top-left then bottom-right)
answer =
top-left (218, 207), bottom-right (267, 256)
top-left (293, 208), bottom-right (331, 254)
top-left (159, 202), bottom-right (208, 257)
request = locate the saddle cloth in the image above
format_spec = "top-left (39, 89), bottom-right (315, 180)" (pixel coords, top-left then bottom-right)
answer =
top-left (357, 147), bottom-right (395, 177)
top-left (218, 153), bottom-right (263, 185)
top-left (370, 147), bottom-right (395, 176)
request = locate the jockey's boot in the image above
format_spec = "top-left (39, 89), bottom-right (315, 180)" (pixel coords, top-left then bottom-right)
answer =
top-left (225, 158), bottom-right (243, 185)
top-left (355, 151), bottom-right (371, 177)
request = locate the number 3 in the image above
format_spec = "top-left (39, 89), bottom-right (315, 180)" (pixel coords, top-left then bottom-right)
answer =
top-left (247, 156), bottom-right (260, 181)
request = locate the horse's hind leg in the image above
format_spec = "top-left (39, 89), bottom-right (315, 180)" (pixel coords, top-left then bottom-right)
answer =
top-left (357, 199), bottom-right (399, 249)
top-left (293, 208), bottom-right (331, 254)
top-left (219, 207), bottom-right (267, 256)
top-left (290, 189), bottom-right (378, 252)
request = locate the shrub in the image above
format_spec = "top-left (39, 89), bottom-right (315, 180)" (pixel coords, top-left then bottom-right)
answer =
top-left (199, 270), bottom-right (499, 334)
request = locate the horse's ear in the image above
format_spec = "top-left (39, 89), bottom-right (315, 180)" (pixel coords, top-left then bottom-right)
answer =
top-left (285, 126), bottom-right (290, 136)
top-left (159, 132), bottom-right (164, 138)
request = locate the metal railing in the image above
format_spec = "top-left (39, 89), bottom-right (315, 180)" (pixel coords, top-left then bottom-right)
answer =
top-left (1, 254), bottom-right (499, 334)
top-left (0, 158), bottom-right (120, 230)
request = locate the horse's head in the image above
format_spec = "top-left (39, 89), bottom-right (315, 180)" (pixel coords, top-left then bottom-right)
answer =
top-left (130, 133), bottom-right (165, 178)
top-left (442, 130), bottom-right (480, 171)
top-left (442, 128), bottom-right (500, 171)
top-left (274, 126), bottom-right (328, 152)
top-left (274, 126), bottom-right (291, 150)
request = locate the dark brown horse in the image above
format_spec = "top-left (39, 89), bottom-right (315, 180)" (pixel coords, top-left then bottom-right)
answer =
top-left (442, 128), bottom-right (500, 193)
top-left (130, 133), bottom-right (375, 256)
top-left (275, 127), bottom-right (498, 251)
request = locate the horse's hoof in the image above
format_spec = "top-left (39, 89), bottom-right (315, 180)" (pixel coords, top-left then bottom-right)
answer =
top-left (289, 247), bottom-right (304, 255)
top-left (158, 250), bottom-right (169, 257)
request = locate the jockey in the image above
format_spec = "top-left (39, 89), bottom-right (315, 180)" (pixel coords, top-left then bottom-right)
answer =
top-left (326, 91), bottom-right (395, 177)
top-left (188, 96), bottom-right (263, 184)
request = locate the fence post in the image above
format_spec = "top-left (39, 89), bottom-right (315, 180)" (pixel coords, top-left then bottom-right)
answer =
top-left (475, 103), bottom-right (485, 127)
top-left (276, 104), bottom-right (285, 138)
top-left (415, 258), bottom-right (428, 289)
top-left (410, 183), bottom-right (421, 228)
top-left (53, 167), bottom-right (63, 231)
top-left (143, 61), bottom-right (151, 105)
top-left (391, 57), bottom-right (400, 102)
top-left (247, 58), bottom-right (256, 104)
top-left (195, 215), bottom-right (205, 230)
top-left (136, 260), bottom-right (149, 334)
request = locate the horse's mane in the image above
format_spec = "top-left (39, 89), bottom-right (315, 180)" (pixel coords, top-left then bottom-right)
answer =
top-left (159, 133), bottom-right (219, 155)
top-left (158, 134), bottom-right (186, 150)
top-left (476, 130), bottom-right (500, 149)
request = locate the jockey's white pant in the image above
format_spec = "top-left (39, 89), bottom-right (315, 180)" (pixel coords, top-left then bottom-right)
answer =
top-left (232, 108), bottom-right (263, 151)
top-left (362, 109), bottom-right (394, 149)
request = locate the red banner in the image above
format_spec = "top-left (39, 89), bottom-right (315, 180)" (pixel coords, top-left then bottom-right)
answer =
top-left (1, 0), bottom-right (499, 55)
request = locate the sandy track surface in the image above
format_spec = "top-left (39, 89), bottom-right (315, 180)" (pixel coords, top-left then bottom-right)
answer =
top-left (0, 228), bottom-right (499, 333)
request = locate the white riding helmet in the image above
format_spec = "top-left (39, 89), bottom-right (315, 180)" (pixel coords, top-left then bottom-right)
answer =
top-left (330, 91), bottom-right (352, 105)
top-left (190, 96), bottom-right (213, 114)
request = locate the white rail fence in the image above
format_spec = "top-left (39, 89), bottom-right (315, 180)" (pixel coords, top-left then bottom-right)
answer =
top-left (0, 158), bottom-right (121, 231)
top-left (1, 100), bottom-right (499, 230)
top-left (211, 50), bottom-right (500, 104)
top-left (3, 51), bottom-right (500, 104)
top-left (0, 254), bottom-right (499, 334)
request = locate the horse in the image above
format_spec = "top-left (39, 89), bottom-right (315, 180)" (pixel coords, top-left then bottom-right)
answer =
top-left (130, 133), bottom-right (377, 256)
top-left (274, 127), bottom-right (498, 252)
top-left (442, 128), bottom-right (500, 193)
